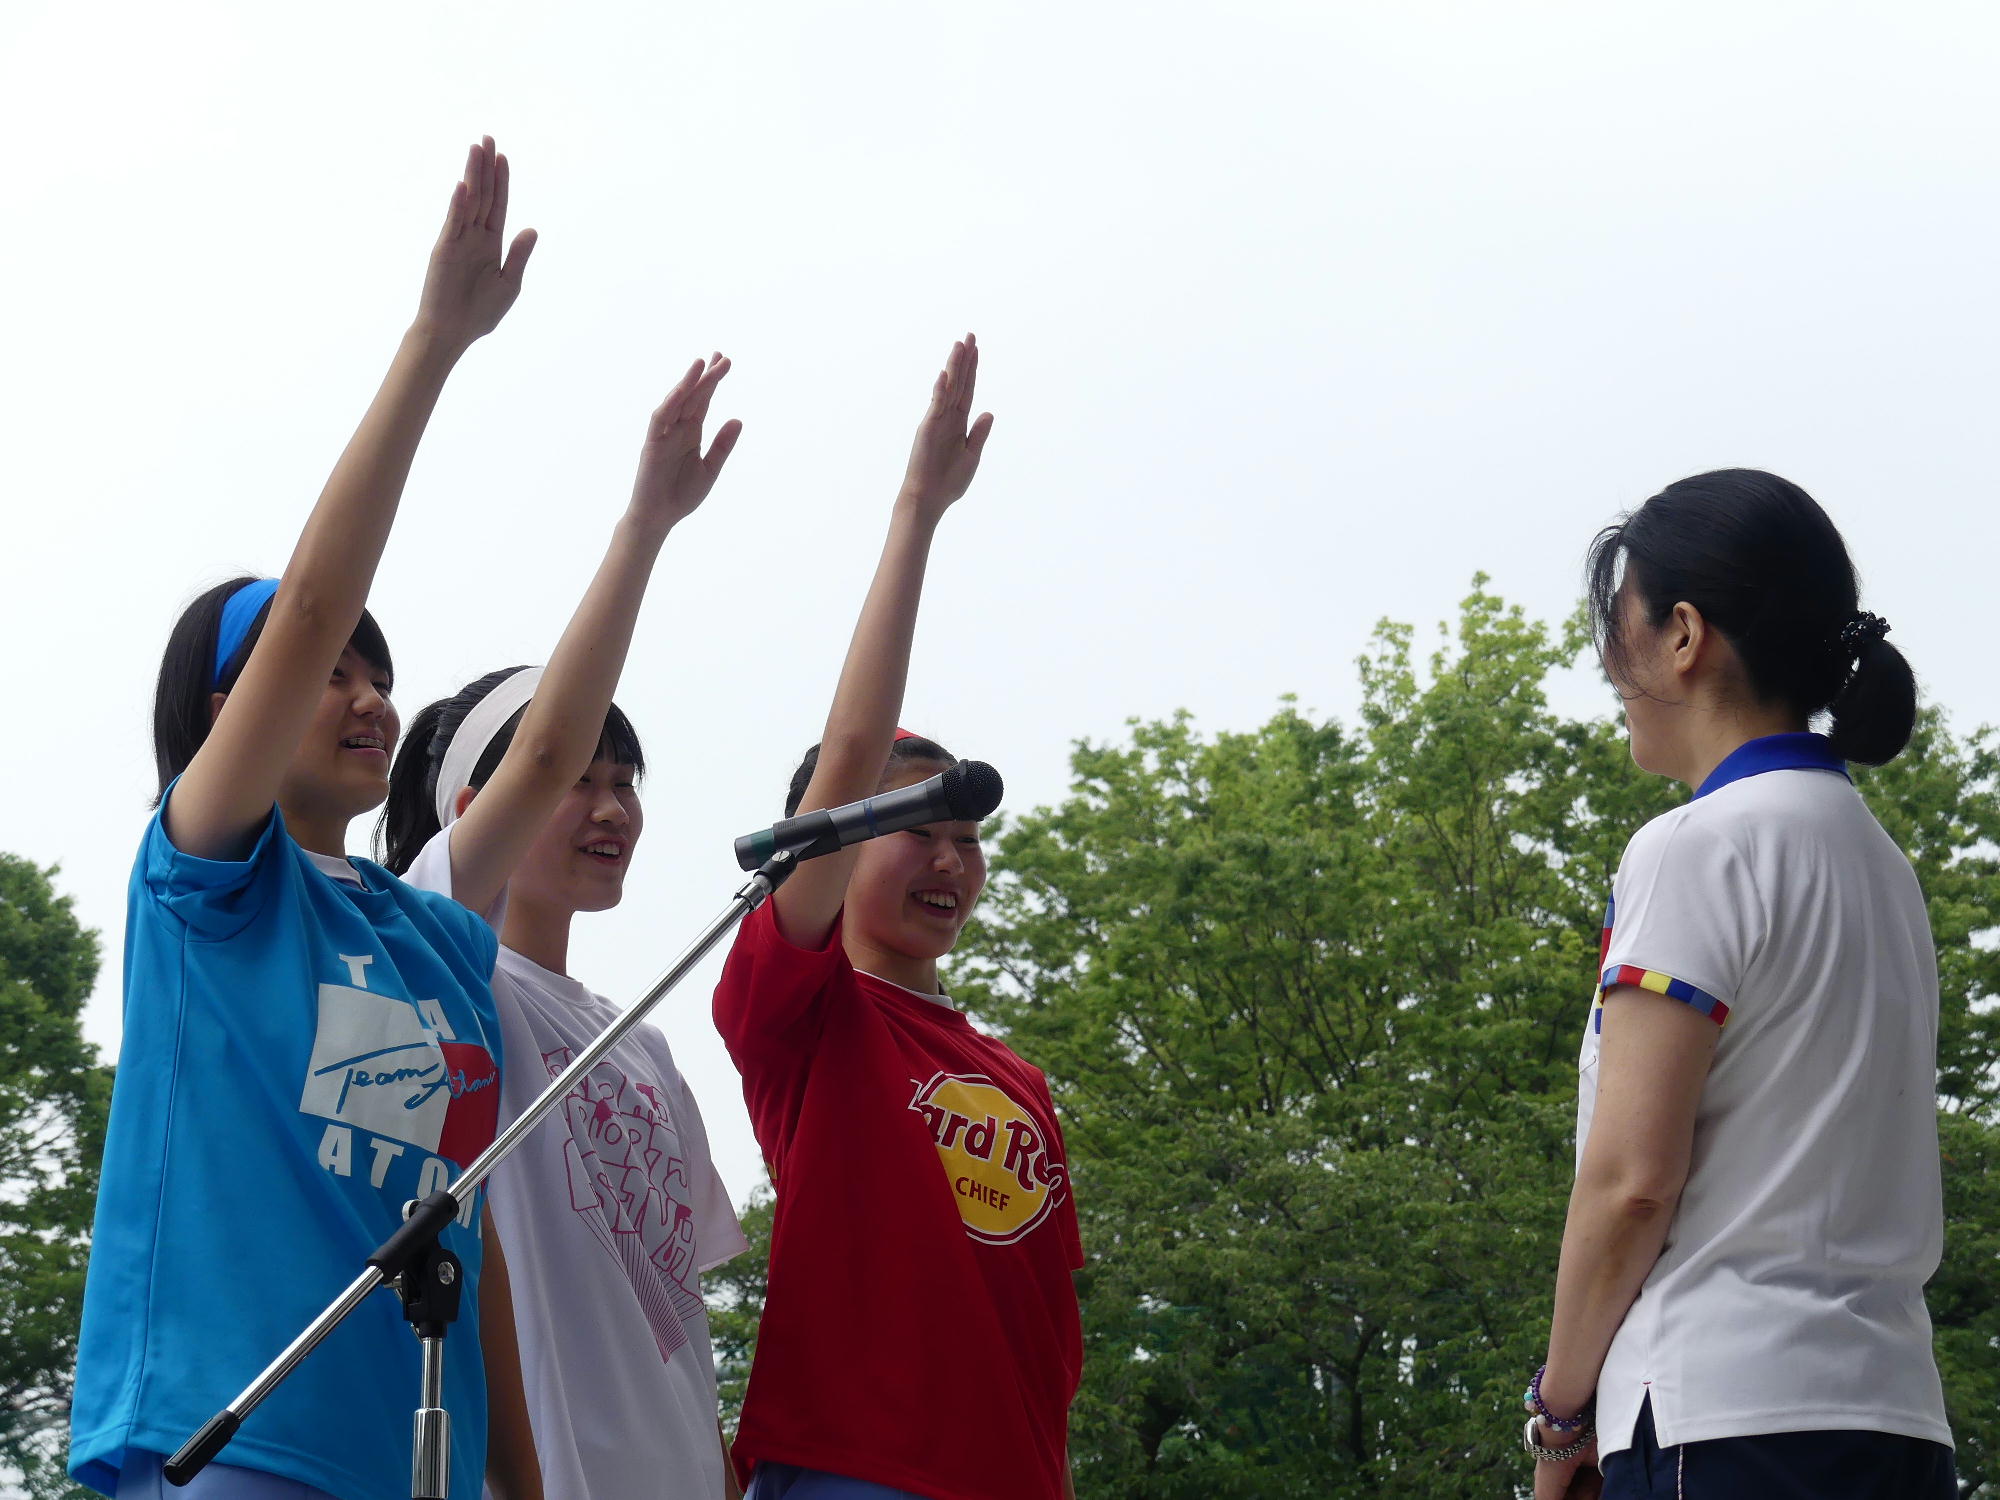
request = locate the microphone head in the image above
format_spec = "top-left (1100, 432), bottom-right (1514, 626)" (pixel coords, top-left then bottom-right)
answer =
top-left (943, 759), bottom-right (1005, 821)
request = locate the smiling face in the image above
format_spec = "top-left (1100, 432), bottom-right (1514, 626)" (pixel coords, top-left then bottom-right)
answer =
top-left (506, 757), bottom-right (645, 916)
top-left (842, 760), bottom-right (989, 974)
top-left (254, 645), bottom-right (401, 829)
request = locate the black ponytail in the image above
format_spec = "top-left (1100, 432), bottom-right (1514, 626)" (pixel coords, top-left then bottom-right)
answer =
top-left (1586, 469), bottom-right (1916, 766)
top-left (784, 734), bottom-right (957, 818)
top-left (152, 577), bottom-right (393, 804)
top-left (1826, 633), bottom-right (1918, 767)
top-left (377, 667), bottom-right (648, 873)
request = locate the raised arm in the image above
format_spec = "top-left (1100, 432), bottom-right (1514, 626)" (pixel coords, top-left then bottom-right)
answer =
top-left (167, 138), bottom-right (537, 860)
top-left (770, 335), bottom-right (992, 948)
top-left (443, 356), bottom-right (742, 916)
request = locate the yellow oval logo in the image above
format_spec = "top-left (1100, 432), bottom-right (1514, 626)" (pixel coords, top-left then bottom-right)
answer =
top-left (907, 1072), bottom-right (1069, 1245)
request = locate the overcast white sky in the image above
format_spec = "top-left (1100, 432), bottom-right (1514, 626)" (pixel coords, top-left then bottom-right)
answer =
top-left (4, 0), bottom-right (1998, 1208)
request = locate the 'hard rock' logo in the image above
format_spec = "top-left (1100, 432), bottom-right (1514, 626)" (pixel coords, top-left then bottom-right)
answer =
top-left (908, 1071), bottom-right (1068, 1245)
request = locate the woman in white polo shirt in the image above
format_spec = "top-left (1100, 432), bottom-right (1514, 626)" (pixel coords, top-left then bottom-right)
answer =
top-left (1525, 470), bottom-right (1955, 1500)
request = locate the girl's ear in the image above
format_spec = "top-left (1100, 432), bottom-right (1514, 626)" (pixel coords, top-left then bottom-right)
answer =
top-left (1668, 601), bottom-right (1706, 678)
top-left (208, 691), bottom-right (227, 727)
top-left (454, 784), bottom-right (478, 820)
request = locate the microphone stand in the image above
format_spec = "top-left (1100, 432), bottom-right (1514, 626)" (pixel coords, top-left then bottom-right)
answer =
top-left (165, 850), bottom-right (802, 1494)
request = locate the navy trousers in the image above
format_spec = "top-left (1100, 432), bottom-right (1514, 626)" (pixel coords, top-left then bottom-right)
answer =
top-left (746, 1462), bottom-right (934, 1499)
top-left (1601, 1397), bottom-right (1956, 1499)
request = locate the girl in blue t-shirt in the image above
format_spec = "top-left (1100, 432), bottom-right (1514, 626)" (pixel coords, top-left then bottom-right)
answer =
top-left (71, 140), bottom-right (546, 1500)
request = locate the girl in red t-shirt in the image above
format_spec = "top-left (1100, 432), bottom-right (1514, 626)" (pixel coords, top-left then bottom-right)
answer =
top-left (714, 337), bottom-right (1083, 1500)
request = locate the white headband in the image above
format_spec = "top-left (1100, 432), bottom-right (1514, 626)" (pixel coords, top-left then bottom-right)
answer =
top-left (434, 667), bottom-right (545, 827)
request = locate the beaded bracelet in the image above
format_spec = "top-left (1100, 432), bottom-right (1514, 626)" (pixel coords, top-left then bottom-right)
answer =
top-left (1522, 1365), bottom-right (1593, 1434)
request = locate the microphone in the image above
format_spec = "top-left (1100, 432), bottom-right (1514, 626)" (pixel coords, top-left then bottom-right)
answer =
top-left (734, 760), bottom-right (1004, 871)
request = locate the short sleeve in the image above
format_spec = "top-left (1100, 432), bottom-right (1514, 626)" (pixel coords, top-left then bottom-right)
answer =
top-left (712, 898), bottom-right (848, 1059)
top-left (398, 877), bottom-right (501, 989)
top-left (138, 781), bottom-right (284, 940)
top-left (1600, 811), bottom-right (1761, 1027)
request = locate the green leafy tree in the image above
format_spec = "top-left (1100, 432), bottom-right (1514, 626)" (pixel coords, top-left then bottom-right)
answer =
top-left (945, 583), bottom-right (1999, 1498)
top-left (0, 855), bottom-right (109, 1500)
top-left (709, 1187), bottom-right (773, 1437)
top-left (1859, 712), bottom-right (2000, 1497)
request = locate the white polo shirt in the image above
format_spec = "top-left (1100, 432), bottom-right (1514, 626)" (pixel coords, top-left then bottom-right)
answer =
top-left (1577, 733), bottom-right (1951, 1458)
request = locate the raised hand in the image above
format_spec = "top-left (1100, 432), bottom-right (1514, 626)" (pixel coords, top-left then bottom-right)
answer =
top-left (898, 333), bottom-right (994, 520)
top-left (415, 137), bottom-right (538, 350)
top-left (627, 355), bottom-right (744, 534)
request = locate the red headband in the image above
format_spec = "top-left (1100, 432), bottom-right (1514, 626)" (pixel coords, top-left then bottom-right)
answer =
top-left (893, 728), bottom-right (920, 742)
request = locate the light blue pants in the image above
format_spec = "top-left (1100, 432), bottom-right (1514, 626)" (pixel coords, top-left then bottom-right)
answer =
top-left (116, 1449), bottom-right (342, 1500)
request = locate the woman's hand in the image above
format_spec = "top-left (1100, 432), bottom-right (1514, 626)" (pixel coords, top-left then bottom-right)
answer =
top-left (897, 333), bottom-right (993, 522)
top-left (626, 354), bottom-right (743, 537)
top-left (414, 136), bottom-right (537, 350)
top-left (1533, 1433), bottom-right (1601, 1500)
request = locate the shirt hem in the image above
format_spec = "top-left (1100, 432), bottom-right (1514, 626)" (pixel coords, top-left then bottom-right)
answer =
top-left (76, 1423), bottom-right (473, 1500)
top-left (698, 1234), bottom-right (752, 1274)
top-left (1602, 1405), bottom-right (1953, 1457)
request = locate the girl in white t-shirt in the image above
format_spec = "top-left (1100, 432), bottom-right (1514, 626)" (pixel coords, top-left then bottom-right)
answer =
top-left (1524, 469), bottom-right (1954, 1500)
top-left (378, 358), bottom-right (749, 1500)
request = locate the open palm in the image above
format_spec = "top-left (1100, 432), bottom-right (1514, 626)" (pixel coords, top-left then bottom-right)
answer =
top-left (417, 136), bottom-right (537, 348)
top-left (629, 354), bottom-right (743, 530)
top-left (900, 333), bottom-right (994, 517)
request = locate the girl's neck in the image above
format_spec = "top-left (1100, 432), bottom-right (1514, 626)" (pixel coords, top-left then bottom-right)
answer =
top-left (843, 935), bottom-right (940, 996)
top-left (501, 894), bottom-right (574, 977)
top-left (1668, 700), bottom-right (1807, 791)
top-left (281, 800), bottom-right (353, 860)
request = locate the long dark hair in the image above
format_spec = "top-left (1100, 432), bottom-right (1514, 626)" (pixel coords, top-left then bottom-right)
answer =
top-left (152, 577), bottom-right (393, 804)
top-left (784, 734), bottom-right (957, 818)
top-left (1586, 469), bottom-right (1916, 766)
top-left (378, 666), bottom-right (648, 874)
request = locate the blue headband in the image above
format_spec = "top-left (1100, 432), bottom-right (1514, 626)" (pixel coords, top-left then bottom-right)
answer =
top-left (212, 578), bottom-right (281, 688)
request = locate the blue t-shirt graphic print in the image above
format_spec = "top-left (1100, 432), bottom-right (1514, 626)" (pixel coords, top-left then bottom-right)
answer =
top-left (70, 793), bottom-right (502, 1500)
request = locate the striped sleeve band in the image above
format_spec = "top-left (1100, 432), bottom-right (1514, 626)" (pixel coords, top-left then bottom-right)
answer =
top-left (1600, 964), bottom-right (1731, 1026)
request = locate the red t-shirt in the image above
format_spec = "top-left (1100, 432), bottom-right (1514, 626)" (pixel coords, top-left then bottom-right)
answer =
top-left (714, 900), bottom-right (1084, 1500)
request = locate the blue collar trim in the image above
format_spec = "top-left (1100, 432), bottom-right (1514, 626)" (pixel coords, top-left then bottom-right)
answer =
top-left (1694, 732), bottom-right (1849, 800)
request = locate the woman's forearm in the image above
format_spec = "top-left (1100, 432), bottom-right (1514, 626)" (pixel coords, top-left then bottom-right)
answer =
top-left (1540, 1178), bottom-right (1678, 1420)
top-left (815, 506), bottom-right (938, 781)
top-left (769, 507), bottom-right (938, 947)
top-left (281, 324), bottom-right (463, 625)
top-left (446, 513), bottom-right (666, 914)
top-left (1541, 989), bottom-right (1716, 1422)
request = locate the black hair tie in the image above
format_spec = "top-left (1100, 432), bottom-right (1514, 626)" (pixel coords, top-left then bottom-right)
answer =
top-left (1837, 611), bottom-right (1890, 656)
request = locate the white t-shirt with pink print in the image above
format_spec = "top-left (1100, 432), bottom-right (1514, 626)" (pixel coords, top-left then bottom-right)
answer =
top-left (409, 830), bottom-right (747, 1500)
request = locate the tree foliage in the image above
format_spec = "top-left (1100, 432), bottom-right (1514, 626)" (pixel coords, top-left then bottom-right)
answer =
top-left (710, 1187), bottom-right (773, 1437)
top-left (0, 855), bottom-right (109, 1500)
top-left (940, 582), bottom-right (2000, 1498)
